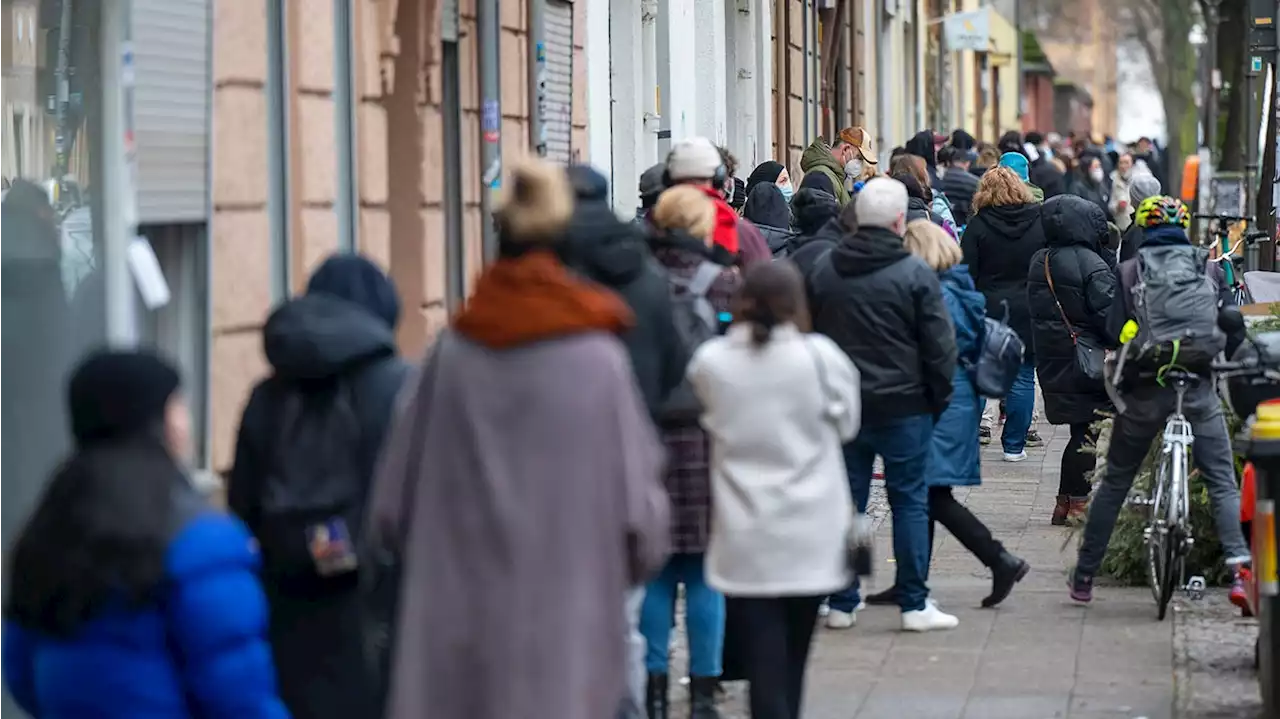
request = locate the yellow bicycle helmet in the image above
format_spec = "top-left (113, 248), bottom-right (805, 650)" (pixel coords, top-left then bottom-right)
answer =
top-left (1135, 194), bottom-right (1191, 230)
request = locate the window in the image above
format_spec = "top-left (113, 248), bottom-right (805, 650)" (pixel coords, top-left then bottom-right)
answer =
top-left (544, 0), bottom-right (574, 164)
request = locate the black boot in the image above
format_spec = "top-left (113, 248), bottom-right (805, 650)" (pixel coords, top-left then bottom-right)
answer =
top-left (645, 673), bottom-right (668, 719)
top-left (688, 675), bottom-right (721, 719)
top-left (982, 551), bottom-right (1030, 608)
top-left (864, 585), bottom-right (899, 606)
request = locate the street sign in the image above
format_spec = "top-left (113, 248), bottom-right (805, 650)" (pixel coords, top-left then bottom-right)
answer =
top-left (943, 8), bottom-right (989, 53)
top-left (1252, 55), bottom-right (1265, 75)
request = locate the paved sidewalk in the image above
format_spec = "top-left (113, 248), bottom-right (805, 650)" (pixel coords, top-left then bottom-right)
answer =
top-left (671, 419), bottom-right (1179, 718)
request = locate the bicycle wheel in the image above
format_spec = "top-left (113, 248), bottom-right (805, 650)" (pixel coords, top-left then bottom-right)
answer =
top-left (1157, 526), bottom-right (1183, 621)
top-left (1156, 444), bottom-right (1190, 621)
top-left (1145, 456), bottom-right (1170, 607)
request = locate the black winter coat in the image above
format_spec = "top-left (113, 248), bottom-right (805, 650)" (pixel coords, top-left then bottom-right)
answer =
top-left (961, 202), bottom-right (1044, 356)
top-left (229, 291), bottom-right (411, 719)
top-left (1029, 157), bottom-right (1066, 199)
top-left (810, 226), bottom-right (958, 425)
top-left (791, 216), bottom-right (843, 282)
top-left (742, 182), bottom-right (798, 256)
top-left (941, 167), bottom-right (979, 226)
top-left (1067, 172), bottom-right (1111, 220)
top-left (1118, 221), bottom-right (1143, 264)
top-left (1026, 195), bottom-right (1117, 425)
top-left (563, 200), bottom-right (689, 417)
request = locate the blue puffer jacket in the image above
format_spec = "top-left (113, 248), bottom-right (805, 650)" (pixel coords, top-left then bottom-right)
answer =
top-left (926, 265), bottom-right (987, 487)
top-left (2, 512), bottom-right (289, 718)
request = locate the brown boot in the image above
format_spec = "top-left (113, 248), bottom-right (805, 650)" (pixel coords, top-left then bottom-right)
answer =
top-left (1067, 496), bottom-right (1089, 524)
top-left (1051, 495), bottom-right (1070, 526)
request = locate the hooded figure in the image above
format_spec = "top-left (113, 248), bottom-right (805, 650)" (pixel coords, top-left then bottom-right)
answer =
top-left (563, 165), bottom-right (689, 417)
top-left (1118, 173), bottom-right (1162, 264)
top-left (228, 253), bottom-right (411, 719)
top-left (788, 188), bottom-right (843, 279)
top-left (800, 138), bottom-right (853, 205)
top-left (745, 160), bottom-right (786, 200)
top-left (742, 182), bottom-right (798, 256)
top-left (367, 158), bottom-right (669, 719)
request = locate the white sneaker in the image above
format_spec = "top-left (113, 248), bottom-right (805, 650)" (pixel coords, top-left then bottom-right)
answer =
top-left (825, 609), bottom-right (857, 629)
top-left (901, 603), bottom-right (960, 632)
top-left (1003, 450), bottom-right (1028, 463)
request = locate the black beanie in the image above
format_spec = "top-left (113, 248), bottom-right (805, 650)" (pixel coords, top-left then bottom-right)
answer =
top-left (67, 349), bottom-right (181, 445)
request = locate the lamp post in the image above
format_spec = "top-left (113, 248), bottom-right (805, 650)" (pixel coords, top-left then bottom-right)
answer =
top-left (1204, 0), bottom-right (1223, 164)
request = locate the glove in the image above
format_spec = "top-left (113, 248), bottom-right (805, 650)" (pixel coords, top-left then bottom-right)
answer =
top-left (1120, 319), bottom-right (1140, 344)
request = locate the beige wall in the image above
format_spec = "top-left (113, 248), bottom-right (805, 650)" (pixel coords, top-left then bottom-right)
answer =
top-left (209, 0), bottom-right (587, 473)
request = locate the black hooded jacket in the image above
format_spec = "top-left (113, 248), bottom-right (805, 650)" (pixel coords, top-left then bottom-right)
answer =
top-left (228, 269), bottom-right (411, 719)
top-left (789, 189), bottom-right (842, 278)
top-left (1026, 196), bottom-right (1116, 425)
top-left (562, 200), bottom-right (688, 417)
top-left (809, 226), bottom-right (958, 425)
top-left (1029, 157), bottom-right (1066, 199)
top-left (905, 130), bottom-right (942, 187)
top-left (960, 202), bottom-right (1045, 355)
top-left (742, 183), bottom-right (798, 256)
top-left (941, 166), bottom-right (979, 225)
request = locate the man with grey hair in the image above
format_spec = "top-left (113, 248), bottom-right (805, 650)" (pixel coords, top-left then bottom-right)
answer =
top-left (1118, 172), bottom-right (1162, 263)
top-left (808, 177), bottom-right (961, 633)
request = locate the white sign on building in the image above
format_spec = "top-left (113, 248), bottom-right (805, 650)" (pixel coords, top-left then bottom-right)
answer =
top-left (944, 8), bottom-right (990, 53)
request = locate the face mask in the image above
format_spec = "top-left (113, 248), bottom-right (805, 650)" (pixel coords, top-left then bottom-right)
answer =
top-left (844, 159), bottom-right (863, 178)
top-left (778, 182), bottom-right (794, 203)
top-left (1042, 146), bottom-right (1053, 159)
top-left (1090, 167), bottom-right (1104, 184)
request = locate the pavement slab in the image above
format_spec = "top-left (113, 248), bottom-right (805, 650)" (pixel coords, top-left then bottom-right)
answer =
top-left (666, 418), bottom-right (1188, 718)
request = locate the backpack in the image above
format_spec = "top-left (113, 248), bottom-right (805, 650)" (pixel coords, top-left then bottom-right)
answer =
top-left (256, 381), bottom-right (366, 582)
top-left (965, 300), bottom-right (1026, 399)
top-left (658, 261), bottom-right (723, 423)
top-left (1120, 245), bottom-right (1226, 372)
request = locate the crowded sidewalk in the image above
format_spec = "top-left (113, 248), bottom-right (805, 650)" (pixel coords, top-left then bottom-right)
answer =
top-left (673, 415), bottom-right (1178, 719)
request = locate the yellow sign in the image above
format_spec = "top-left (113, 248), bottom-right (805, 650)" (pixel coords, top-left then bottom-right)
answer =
top-left (1259, 499), bottom-right (1278, 597)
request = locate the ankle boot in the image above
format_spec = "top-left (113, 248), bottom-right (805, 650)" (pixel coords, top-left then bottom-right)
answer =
top-left (982, 551), bottom-right (1030, 607)
top-left (1051, 495), bottom-right (1070, 525)
top-left (1067, 496), bottom-right (1089, 524)
top-left (688, 675), bottom-right (720, 719)
top-left (645, 673), bottom-right (668, 719)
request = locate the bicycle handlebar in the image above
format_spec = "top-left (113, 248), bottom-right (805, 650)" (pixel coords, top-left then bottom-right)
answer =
top-left (1194, 213), bottom-right (1256, 222)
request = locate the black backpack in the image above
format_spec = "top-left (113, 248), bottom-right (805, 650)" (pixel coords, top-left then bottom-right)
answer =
top-left (658, 261), bottom-right (723, 423)
top-left (966, 301), bottom-right (1026, 399)
top-left (256, 381), bottom-right (366, 582)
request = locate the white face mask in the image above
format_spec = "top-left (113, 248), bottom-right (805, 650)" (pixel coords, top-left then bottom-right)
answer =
top-left (844, 159), bottom-right (863, 178)
top-left (1090, 167), bottom-right (1105, 184)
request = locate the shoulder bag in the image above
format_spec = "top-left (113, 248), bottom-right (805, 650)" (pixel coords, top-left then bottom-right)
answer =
top-left (1044, 253), bottom-right (1105, 381)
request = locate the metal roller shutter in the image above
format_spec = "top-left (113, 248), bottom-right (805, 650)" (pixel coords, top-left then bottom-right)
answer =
top-left (544, 0), bottom-right (573, 164)
top-left (132, 0), bottom-right (210, 223)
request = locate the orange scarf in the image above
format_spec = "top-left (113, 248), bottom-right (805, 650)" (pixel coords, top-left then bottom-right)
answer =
top-left (453, 250), bottom-right (634, 349)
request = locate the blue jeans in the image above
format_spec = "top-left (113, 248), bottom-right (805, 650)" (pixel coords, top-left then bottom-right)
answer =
top-left (829, 415), bottom-right (934, 613)
top-left (640, 553), bottom-right (724, 677)
top-left (1002, 359), bottom-right (1036, 454)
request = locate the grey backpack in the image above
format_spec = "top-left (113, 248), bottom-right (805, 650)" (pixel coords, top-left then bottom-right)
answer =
top-left (658, 261), bottom-right (723, 424)
top-left (1120, 244), bottom-right (1226, 372)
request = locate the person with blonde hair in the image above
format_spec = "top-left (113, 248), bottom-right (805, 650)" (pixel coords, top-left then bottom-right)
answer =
top-left (861, 219), bottom-right (1029, 607)
top-left (961, 166), bottom-right (1046, 461)
top-left (367, 157), bottom-right (670, 719)
top-left (643, 182), bottom-right (741, 717)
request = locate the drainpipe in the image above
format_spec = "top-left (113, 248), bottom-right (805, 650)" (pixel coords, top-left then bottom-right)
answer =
top-left (333, 0), bottom-right (358, 251)
top-left (266, 0), bottom-right (292, 299)
top-left (442, 0), bottom-right (466, 309)
top-left (478, 0), bottom-right (502, 260)
top-left (529, 0), bottom-right (547, 157)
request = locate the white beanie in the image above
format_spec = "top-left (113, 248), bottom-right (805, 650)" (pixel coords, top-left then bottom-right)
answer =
top-left (666, 137), bottom-right (723, 182)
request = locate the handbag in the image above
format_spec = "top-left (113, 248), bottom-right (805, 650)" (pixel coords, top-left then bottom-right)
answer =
top-left (1044, 253), bottom-right (1105, 381)
top-left (801, 338), bottom-right (873, 578)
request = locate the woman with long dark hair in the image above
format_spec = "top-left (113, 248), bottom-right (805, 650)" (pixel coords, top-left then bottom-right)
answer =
top-left (3, 350), bottom-right (287, 718)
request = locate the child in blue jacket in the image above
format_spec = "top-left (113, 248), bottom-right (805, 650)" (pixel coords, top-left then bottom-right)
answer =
top-left (3, 349), bottom-right (288, 718)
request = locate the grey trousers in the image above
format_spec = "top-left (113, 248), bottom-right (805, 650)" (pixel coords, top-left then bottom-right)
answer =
top-left (1076, 382), bottom-right (1251, 576)
top-left (618, 588), bottom-right (646, 719)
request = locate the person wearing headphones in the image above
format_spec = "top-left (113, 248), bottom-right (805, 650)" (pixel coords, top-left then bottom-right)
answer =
top-left (664, 136), bottom-right (772, 267)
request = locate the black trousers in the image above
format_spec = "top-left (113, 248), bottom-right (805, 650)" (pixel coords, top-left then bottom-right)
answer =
top-left (729, 595), bottom-right (823, 719)
top-left (1059, 422), bottom-right (1098, 497)
top-left (927, 486), bottom-right (1005, 570)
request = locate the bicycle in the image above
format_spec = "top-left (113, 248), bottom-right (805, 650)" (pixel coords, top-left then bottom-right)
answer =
top-left (1193, 213), bottom-right (1270, 307)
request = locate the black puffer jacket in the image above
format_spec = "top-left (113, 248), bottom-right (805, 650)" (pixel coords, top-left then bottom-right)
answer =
top-left (809, 226), bottom-right (957, 425)
top-left (789, 189), bottom-right (842, 278)
top-left (941, 167), bottom-right (979, 226)
top-left (563, 200), bottom-right (689, 418)
top-left (1026, 195), bottom-right (1117, 425)
top-left (960, 202), bottom-right (1045, 356)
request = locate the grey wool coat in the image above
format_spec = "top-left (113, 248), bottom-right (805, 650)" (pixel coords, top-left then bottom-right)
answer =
top-left (367, 329), bottom-right (671, 719)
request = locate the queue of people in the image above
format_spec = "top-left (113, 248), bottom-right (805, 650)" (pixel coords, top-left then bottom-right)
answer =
top-left (1, 121), bottom-right (1246, 719)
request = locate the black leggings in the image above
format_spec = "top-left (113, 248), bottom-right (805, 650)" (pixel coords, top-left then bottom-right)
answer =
top-left (927, 487), bottom-right (1005, 570)
top-left (1059, 422), bottom-right (1099, 497)
top-left (728, 595), bottom-right (823, 719)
